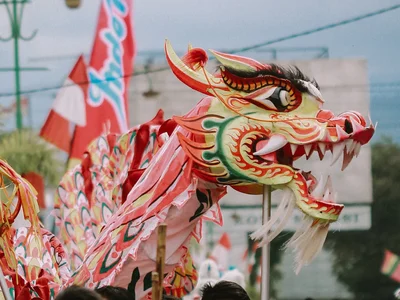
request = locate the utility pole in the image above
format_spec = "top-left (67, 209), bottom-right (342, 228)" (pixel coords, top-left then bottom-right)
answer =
top-left (0, 0), bottom-right (48, 130)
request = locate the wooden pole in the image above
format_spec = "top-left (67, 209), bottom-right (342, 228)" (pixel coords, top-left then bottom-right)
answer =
top-left (155, 223), bottom-right (167, 300)
top-left (151, 272), bottom-right (160, 300)
top-left (261, 186), bottom-right (272, 300)
top-left (0, 267), bottom-right (12, 300)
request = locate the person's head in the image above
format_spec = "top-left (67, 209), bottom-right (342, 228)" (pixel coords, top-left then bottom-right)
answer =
top-left (56, 286), bottom-right (102, 300)
top-left (95, 286), bottom-right (132, 300)
top-left (220, 269), bottom-right (246, 289)
top-left (201, 280), bottom-right (250, 300)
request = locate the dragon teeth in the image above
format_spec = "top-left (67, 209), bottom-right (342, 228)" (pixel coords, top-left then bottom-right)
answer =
top-left (323, 177), bottom-right (333, 201)
top-left (316, 143), bottom-right (327, 160)
top-left (304, 144), bottom-right (313, 157)
top-left (349, 139), bottom-right (357, 153)
top-left (345, 139), bottom-right (353, 151)
top-left (350, 118), bottom-right (366, 134)
top-left (341, 147), bottom-right (354, 171)
top-left (323, 188), bottom-right (331, 201)
top-left (318, 142), bottom-right (326, 154)
top-left (310, 175), bottom-right (335, 202)
top-left (331, 140), bottom-right (359, 170)
top-left (311, 174), bottom-right (325, 198)
top-left (331, 142), bottom-right (345, 166)
top-left (336, 124), bottom-right (350, 139)
top-left (354, 141), bottom-right (362, 157)
top-left (290, 143), bottom-right (298, 155)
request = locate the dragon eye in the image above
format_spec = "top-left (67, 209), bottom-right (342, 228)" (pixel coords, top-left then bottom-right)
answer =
top-left (266, 87), bottom-right (291, 112)
top-left (279, 90), bottom-right (290, 106)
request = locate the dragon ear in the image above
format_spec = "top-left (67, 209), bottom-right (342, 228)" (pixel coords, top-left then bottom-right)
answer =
top-left (165, 40), bottom-right (225, 96)
top-left (209, 49), bottom-right (265, 72)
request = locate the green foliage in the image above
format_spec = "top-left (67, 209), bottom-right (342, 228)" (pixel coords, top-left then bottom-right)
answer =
top-left (246, 232), bottom-right (286, 299)
top-left (0, 129), bottom-right (63, 186)
top-left (326, 137), bottom-right (400, 299)
top-left (246, 283), bottom-right (260, 300)
top-left (270, 234), bottom-right (287, 298)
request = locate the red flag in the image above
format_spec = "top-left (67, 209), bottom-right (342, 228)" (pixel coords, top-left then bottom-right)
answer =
top-left (210, 232), bottom-right (232, 271)
top-left (40, 55), bottom-right (88, 152)
top-left (381, 250), bottom-right (400, 283)
top-left (70, 0), bottom-right (135, 160)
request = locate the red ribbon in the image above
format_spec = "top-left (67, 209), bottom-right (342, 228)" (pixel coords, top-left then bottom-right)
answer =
top-left (11, 271), bottom-right (51, 300)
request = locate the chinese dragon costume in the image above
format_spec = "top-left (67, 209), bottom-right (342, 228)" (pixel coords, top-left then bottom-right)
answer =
top-left (0, 40), bottom-right (375, 299)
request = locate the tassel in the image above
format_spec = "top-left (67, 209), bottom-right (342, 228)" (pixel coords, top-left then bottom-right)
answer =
top-left (250, 189), bottom-right (295, 246)
top-left (285, 217), bottom-right (329, 274)
top-left (0, 160), bottom-right (43, 273)
top-left (249, 185), bottom-right (331, 274)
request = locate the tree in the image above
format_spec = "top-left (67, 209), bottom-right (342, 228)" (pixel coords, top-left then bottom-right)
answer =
top-left (326, 137), bottom-right (400, 299)
top-left (0, 129), bottom-right (63, 186)
top-left (245, 232), bottom-right (286, 300)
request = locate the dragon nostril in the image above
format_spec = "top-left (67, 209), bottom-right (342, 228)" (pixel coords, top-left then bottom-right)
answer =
top-left (344, 119), bottom-right (353, 134)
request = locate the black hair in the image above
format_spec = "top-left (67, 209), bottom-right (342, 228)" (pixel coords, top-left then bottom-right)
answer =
top-left (200, 280), bottom-right (250, 300)
top-left (56, 286), bottom-right (102, 300)
top-left (95, 286), bottom-right (133, 300)
top-left (222, 63), bottom-right (320, 93)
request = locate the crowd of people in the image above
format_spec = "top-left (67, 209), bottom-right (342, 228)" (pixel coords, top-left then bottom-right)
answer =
top-left (55, 281), bottom-right (251, 300)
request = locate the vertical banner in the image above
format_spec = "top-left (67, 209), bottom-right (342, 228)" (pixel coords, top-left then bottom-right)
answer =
top-left (70, 0), bottom-right (135, 160)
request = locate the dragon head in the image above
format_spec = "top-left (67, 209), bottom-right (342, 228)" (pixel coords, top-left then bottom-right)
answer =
top-left (165, 40), bottom-right (375, 270)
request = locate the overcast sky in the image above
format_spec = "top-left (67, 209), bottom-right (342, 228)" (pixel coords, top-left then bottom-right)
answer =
top-left (0, 0), bottom-right (399, 128)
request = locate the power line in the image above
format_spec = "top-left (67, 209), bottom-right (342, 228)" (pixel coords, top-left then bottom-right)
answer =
top-left (227, 4), bottom-right (400, 54)
top-left (0, 3), bottom-right (399, 98)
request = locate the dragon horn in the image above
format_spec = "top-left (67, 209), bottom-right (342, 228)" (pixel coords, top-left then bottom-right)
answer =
top-left (209, 49), bottom-right (265, 72)
top-left (165, 39), bottom-right (225, 96)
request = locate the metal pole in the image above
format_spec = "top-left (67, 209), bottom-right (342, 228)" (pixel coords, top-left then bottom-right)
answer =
top-left (12, 0), bottom-right (23, 130)
top-left (261, 185), bottom-right (271, 300)
top-left (27, 97), bottom-right (33, 128)
top-left (0, 266), bottom-right (12, 300)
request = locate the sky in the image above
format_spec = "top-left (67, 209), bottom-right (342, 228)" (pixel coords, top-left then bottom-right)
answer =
top-left (0, 0), bottom-right (399, 134)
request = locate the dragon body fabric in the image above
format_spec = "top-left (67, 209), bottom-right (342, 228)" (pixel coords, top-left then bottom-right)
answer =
top-left (0, 41), bottom-right (374, 300)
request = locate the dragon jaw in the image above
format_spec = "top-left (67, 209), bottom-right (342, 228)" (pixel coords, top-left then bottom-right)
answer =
top-left (250, 109), bottom-right (374, 222)
top-left (165, 40), bottom-right (375, 270)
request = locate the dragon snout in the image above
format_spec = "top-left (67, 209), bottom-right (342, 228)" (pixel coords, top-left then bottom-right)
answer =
top-left (335, 111), bottom-right (375, 145)
top-left (317, 110), bottom-right (375, 144)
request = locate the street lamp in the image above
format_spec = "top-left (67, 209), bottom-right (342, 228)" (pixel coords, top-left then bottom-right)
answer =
top-left (65, 0), bottom-right (81, 9)
top-left (0, 0), bottom-right (48, 130)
